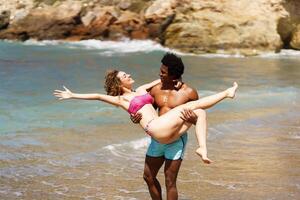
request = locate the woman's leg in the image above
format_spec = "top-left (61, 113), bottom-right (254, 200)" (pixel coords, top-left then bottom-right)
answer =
top-left (150, 109), bottom-right (212, 164)
top-left (182, 82), bottom-right (238, 111)
top-left (149, 83), bottom-right (238, 143)
top-left (149, 113), bottom-right (192, 144)
top-left (193, 109), bottom-right (212, 164)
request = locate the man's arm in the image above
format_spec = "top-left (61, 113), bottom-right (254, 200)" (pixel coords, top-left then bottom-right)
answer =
top-left (136, 79), bottom-right (161, 93)
top-left (130, 112), bottom-right (142, 123)
top-left (188, 87), bottom-right (199, 101)
top-left (181, 87), bottom-right (199, 125)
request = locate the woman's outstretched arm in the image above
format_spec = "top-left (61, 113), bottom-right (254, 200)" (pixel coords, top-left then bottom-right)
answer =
top-left (136, 79), bottom-right (161, 92)
top-left (53, 86), bottom-right (122, 107)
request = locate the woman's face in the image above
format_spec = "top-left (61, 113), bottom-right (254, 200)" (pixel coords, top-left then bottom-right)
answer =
top-left (117, 71), bottom-right (135, 89)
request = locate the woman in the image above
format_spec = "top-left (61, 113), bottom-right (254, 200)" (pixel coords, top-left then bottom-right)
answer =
top-left (54, 70), bottom-right (238, 164)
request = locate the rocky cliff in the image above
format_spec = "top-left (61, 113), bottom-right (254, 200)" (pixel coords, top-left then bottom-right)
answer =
top-left (0, 0), bottom-right (299, 55)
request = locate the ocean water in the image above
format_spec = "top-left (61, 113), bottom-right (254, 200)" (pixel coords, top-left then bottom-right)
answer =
top-left (0, 39), bottom-right (299, 199)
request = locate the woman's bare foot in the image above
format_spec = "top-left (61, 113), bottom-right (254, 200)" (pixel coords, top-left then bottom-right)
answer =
top-left (196, 147), bottom-right (212, 164)
top-left (226, 82), bottom-right (238, 98)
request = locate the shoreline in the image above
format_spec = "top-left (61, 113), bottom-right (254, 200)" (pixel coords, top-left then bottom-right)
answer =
top-left (2, 38), bottom-right (300, 58)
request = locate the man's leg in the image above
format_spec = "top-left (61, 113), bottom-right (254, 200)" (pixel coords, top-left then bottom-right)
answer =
top-left (164, 159), bottom-right (182, 200)
top-left (143, 156), bottom-right (165, 200)
top-left (163, 133), bottom-right (187, 200)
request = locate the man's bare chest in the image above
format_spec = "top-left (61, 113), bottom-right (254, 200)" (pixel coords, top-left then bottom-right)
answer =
top-left (153, 90), bottom-right (190, 108)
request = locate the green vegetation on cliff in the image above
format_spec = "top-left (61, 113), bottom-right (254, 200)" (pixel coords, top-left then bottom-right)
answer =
top-left (33, 0), bottom-right (64, 6)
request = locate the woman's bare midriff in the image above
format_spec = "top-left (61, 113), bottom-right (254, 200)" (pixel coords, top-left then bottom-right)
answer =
top-left (138, 104), bottom-right (158, 129)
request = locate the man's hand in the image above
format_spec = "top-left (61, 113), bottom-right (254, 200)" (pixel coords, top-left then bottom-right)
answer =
top-left (173, 78), bottom-right (183, 90)
top-left (130, 112), bottom-right (142, 124)
top-left (180, 109), bottom-right (198, 125)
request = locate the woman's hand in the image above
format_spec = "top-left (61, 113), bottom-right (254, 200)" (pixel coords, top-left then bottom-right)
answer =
top-left (53, 86), bottom-right (73, 100)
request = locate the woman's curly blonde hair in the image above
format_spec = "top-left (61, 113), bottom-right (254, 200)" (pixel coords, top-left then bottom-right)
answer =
top-left (104, 70), bottom-right (123, 96)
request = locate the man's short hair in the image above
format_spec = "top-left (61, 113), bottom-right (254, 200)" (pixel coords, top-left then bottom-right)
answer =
top-left (161, 52), bottom-right (184, 79)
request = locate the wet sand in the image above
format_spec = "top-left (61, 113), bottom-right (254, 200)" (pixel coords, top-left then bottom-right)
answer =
top-left (1, 109), bottom-right (299, 199)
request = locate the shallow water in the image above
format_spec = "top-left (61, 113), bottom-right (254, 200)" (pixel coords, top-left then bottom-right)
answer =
top-left (0, 40), bottom-right (299, 199)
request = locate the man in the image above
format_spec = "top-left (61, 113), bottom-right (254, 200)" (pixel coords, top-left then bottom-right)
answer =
top-left (131, 53), bottom-right (206, 200)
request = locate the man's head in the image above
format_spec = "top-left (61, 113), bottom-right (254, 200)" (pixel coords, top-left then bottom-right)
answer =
top-left (160, 53), bottom-right (184, 82)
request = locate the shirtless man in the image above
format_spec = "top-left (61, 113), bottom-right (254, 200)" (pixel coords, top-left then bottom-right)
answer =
top-left (131, 53), bottom-right (206, 200)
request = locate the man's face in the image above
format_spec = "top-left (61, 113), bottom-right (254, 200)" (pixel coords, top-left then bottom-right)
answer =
top-left (160, 64), bottom-right (170, 82)
top-left (160, 64), bottom-right (177, 83)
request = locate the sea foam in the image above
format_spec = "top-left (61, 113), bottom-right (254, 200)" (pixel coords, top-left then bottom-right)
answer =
top-left (20, 39), bottom-right (300, 58)
top-left (258, 49), bottom-right (300, 58)
top-left (103, 137), bottom-right (150, 161)
top-left (103, 137), bottom-right (150, 151)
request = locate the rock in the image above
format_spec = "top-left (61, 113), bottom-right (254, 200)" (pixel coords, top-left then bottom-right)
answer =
top-left (163, 0), bottom-right (286, 55)
top-left (97, 0), bottom-right (116, 6)
top-left (145, 0), bottom-right (177, 21)
top-left (109, 24), bottom-right (128, 39)
top-left (0, 0), bottom-right (82, 40)
top-left (277, 0), bottom-right (300, 48)
top-left (0, 10), bottom-right (10, 30)
top-left (111, 10), bottom-right (148, 39)
top-left (81, 11), bottom-right (97, 26)
top-left (0, 0), bottom-right (299, 55)
top-left (114, 11), bottom-right (141, 24)
top-left (118, 0), bottom-right (131, 10)
top-left (54, 1), bottom-right (82, 20)
top-left (89, 10), bottom-right (117, 37)
top-left (131, 27), bottom-right (149, 39)
top-left (71, 6), bottom-right (118, 40)
top-left (0, 0), bottom-right (34, 24)
top-left (12, 9), bottom-right (29, 23)
top-left (147, 23), bottom-right (161, 38)
top-left (88, 2), bottom-right (95, 7)
top-left (114, 0), bottom-right (151, 13)
top-left (290, 25), bottom-right (300, 49)
top-left (16, 3), bottom-right (26, 9)
top-left (144, 0), bottom-right (176, 41)
top-left (86, 5), bottom-right (120, 20)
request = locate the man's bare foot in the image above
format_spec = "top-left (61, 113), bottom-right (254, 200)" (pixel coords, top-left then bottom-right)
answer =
top-left (226, 82), bottom-right (238, 98)
top-left (196, 147), bottom-right (212, 164)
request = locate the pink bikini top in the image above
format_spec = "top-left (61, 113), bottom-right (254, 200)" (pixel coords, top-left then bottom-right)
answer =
top-left (128, 93), bottom-right (154, 114)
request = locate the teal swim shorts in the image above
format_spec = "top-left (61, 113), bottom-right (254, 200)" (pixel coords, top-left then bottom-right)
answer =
top-left (146, 132), bottom-right (188, 160)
